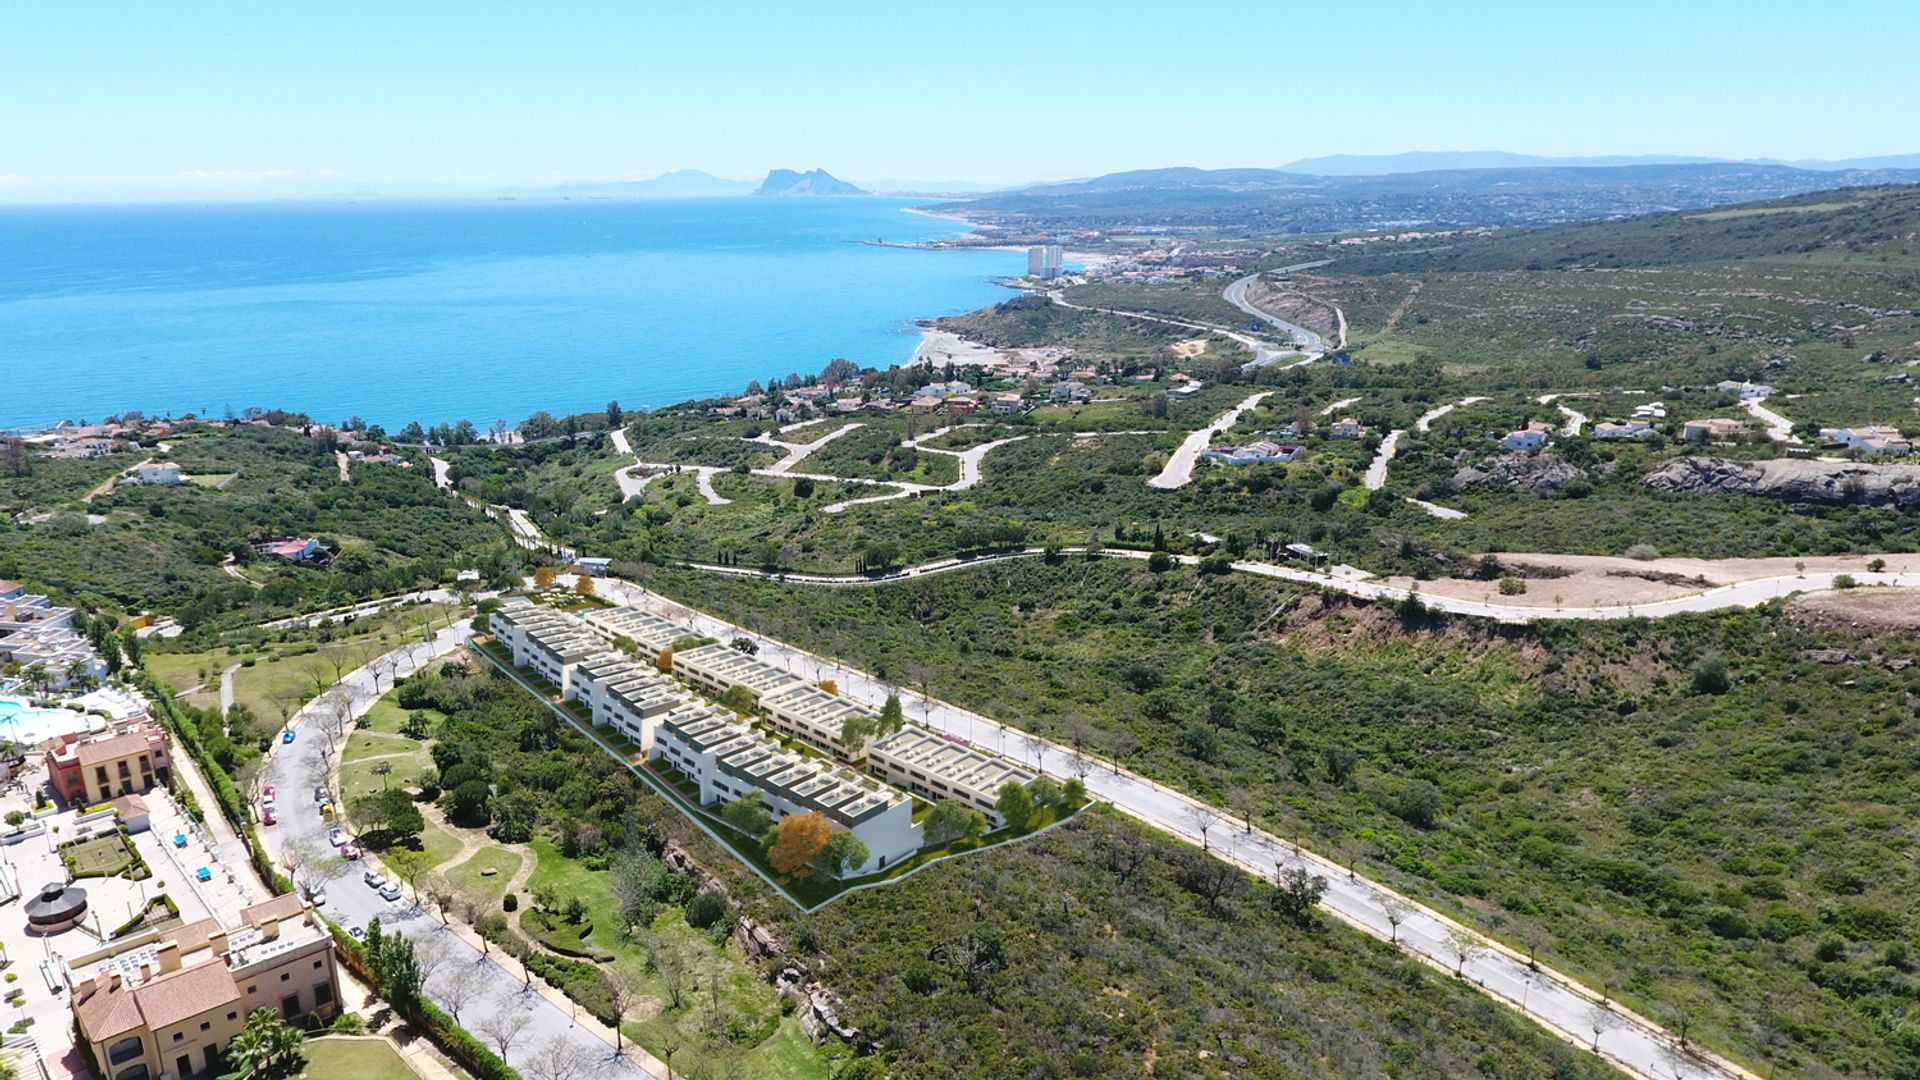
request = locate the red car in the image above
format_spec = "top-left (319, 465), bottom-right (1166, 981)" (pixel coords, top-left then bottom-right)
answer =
top-left (262, 806), bottom-right (277, 826)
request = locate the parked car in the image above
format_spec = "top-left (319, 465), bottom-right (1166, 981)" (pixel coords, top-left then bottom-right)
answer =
top-left (340, 843), bottom-right (361, 861)
top-left (348, 926), bottom-right (365, 940)
top-left (313, 786), bottom-right (327, 802)
top-left (363, 870), bottom-right (386, 889)
top-left (261, 807), bottom-right (277, 826)
top-left (327, 827), bottom-right (345, 847)
top-left (378, 883), bottom-right (402, 902)
top-left (306, 886), bottom-right (326, 907)
top-left (281, 729), bottom-right (295, 744)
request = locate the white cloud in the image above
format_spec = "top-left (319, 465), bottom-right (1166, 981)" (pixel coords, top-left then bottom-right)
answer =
top-left (0, 173), bottom-right (28, 189)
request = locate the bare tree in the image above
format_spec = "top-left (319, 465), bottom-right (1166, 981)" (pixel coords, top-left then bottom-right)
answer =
top-left (1019, 731), bottom-right (1049, 771)
top-left (412, 934), bottom-right (451, 987)
top-left (1183, 804), bottom-right (1215, 851)
top-left (605, 968), bottom-right (644, 1053)
top-left (281, 839), bottom-right (328, 900)
top-left (648, 933), bottom-right (688, 1010)
top-left (477, 1007), bottom-right (531, 1060)
top-left (1444, 927), bottom-right (1485, 976)
top-left (427, 882), bottom-right (456, 928)
top-left (434, 962), bottom-right (485, 1022)
top-left (367, 651), bottom-right (398, 694)
top-left (1587, 1002), bottom-right (1617, 1051)
top-left (1376, 892), bottom-right (1412, 944)
top-left (523, 1035), bottom-right (596, 1080)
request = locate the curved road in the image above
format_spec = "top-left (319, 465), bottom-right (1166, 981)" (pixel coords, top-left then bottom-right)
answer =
top-left (1048, 289), bottom-right (1310, 369)
top-left (1147, 391), bottom-right (1272, 490)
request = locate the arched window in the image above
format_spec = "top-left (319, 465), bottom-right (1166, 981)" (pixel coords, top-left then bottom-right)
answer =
top-left (106, 1036), bottom-right (144, 1065)
top-left (112, 1064), bottom-right (151, 1080)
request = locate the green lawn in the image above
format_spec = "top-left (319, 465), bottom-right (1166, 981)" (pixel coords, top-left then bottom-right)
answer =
top-left (301, 1036), bottom-right (420, 1080)
top-left (523, 839), bottom-right (825, 1079)
top-left (442, 846), bottom-right (523, 908)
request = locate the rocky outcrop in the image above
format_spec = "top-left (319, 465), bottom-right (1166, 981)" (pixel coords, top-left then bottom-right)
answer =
top-left (1453, 454), bottom-right (1588, 493)
top-left (1643, 457), bottom-right (1920, 507)
top-left (755, 168), bottom-right (867, 196)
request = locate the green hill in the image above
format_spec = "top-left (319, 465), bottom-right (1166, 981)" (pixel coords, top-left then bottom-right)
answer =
top-left (1341, 183), bottom-right (1920, 272)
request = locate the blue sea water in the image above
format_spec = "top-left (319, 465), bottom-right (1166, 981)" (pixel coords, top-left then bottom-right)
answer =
top-left (0, 197), bottom-right (1022, 429)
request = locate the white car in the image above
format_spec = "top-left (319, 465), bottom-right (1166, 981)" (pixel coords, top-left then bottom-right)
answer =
top-left (363, 870), bottom-right (386, 889)
top-left (306, 887), bottom-right (326, 907)
top-left (327, 827), bottom-right (345, 847)
top-left (378, 883), bottom-right (402, 902)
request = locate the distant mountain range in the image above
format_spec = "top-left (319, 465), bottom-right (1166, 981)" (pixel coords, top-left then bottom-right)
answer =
top-left (754, 168), bottom-right (866, 196)
top-left (550, 169), bottom-right (756, 198)
top-left (938, 161), bottom-right (1920, 233)
top-left (1279, 150), bottom-right (1920, 175)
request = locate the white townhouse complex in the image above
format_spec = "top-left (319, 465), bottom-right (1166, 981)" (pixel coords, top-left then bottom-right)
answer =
top-left (489, 601), bottom-right (601, 695)
top-left (0, 579), bottom-right (108, 688)
top-left (759, 682), bottom-right (882, 761)
top-left (671, 642), bottom-right (807, 705)
top-left (580, 606), bottom-right (691, 653)
top-left (650, 705), bottom-right (917, 871)
top-left (868, 726), bottom-right (1038, 826)
top-left (566, 653), bottom-right (686, 753)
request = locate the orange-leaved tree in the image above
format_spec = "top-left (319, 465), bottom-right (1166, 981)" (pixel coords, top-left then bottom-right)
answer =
top-left (818, 678), bottom-right (837, 695)
top-left (574, 575), bottom-right (595, 596)
top-left (534, 566), bottom-right (555, 588)
top-left (767, 812), bottom-right (832, 879)
top-left (655, 647), bottom-right (674, 672)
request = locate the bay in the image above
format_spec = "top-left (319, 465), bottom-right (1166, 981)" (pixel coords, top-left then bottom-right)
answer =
top-left (0, 197), bottom-right (1019, 429)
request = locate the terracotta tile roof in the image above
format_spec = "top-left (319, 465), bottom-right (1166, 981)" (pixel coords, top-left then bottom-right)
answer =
top-left (241, 893), bottom-right (305, 930)
top-left (75, 733), bottom-right (155, 768)
top-left (73, 978), bottom-right (146, 1042)
top-left (135, 960), bottom-right (242, 1031)
top-left (110, 793), bottom-right (149, 818)
top-left (168, 918), bottom-right (223, 955)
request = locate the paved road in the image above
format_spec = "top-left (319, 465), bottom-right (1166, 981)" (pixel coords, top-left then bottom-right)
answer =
top-left (1539, 394), bottom-right (1588, 437)
top-left (1147, 391), bottom-right (1272, 490)
top-left (429, 456), bottom-right (452, 490)
top-left (1048, 289), bottom-right (1310, 370)
top-left (1743, 397), bottom-right (1801, 443)
top-left (260, 588), bottom-right (464, 630)
top-left (1363, 430), bottom-right (1402, 491)
top-left (759, 422), bottom-right (863, 474)
top-left (1224, 273), bottom-right (1327, 354)
top-left (258, 628), bottom-right (656, 1079)
top-left (589, 573), bottom-right (1755, 1080)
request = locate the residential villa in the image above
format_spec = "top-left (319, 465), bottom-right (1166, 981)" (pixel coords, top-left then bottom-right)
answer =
top-left (131, 462), bottom-right (183, 485)
top-left (71, 893), bottom-right (340, 1080)
top-left (1593, 420), bottom-right (1657, 439)
top-left (1050, 380), bottom-right (1092, 404)
top-left (1166, 381), bottom-right (1205, 400)
top-left (1205, 440), bottom-right (1302, 465)
top-left (1502, 421), bottom-right (1554, 451)
top-left (944, 395), bottom-right (980, 416)
top-left (990, 393), bottom-right (1024, 416)
top-left (867, 726), bottom-right (1037, 826)
top-left (1328, 417), bottom-right (1369, 439)
top-left (1632, 402), bottom-right (1667, 419)
top-left (1716, 380), bottom-right (1775, 400)
top-left (1682, 417), bottom-right (1747, 444)
top-left (1819, 425), bottom-right (1913, 457)
top-left (45, 717), bottom-right (172, 804)
top-left (249, 538), bottom-right (321, 562)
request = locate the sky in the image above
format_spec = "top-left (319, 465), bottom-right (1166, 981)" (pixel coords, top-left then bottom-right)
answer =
top-left (4, 0), bottom-right (1918, 202)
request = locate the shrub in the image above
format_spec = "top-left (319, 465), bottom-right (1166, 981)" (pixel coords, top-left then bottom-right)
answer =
top-left (686, 889), bottom-right (729, 930)
top-left (1625, 542), bottom-right (1659, 560)
top-left (1497, 576), bottom-right (1526, 595)
top-left (503, 892), bottom-right (518, 912)
top-left (1689, 655), bottom-right (1731, 696)
top-left (1146, 551), bottom-right (1174, 573)
top-left (1832, 573), bottom-right (1858, 589)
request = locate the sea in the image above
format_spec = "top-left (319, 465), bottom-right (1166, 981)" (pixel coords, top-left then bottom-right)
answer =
top-left (0, 197), bottom-right (1022, 430)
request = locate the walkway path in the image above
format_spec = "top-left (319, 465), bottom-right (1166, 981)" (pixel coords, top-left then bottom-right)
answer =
top-left (219, 663), bottom-right (240, 716)
top-left (587, 572), bottom-right (1754, 1080)
top-left (1147, 391), bottom-right (1272, 490)
top-left (335, 450), bottom-right (352, 483)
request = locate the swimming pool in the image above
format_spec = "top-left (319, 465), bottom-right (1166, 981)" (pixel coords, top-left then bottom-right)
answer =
top-left (0, 697), bottom-right (97, 747)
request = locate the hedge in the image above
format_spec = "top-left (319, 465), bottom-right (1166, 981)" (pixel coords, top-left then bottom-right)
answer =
top-left (327, 923), bottom-right (522, 1080)
top-left (109, 893), bottom-right (179, 938)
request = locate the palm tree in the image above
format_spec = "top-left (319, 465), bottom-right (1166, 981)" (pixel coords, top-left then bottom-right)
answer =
top-left (65, 659), bottom-right (98, 692)
top-left (228, 1007), bottom-right (304, 1078)
top-left (20, 665), bottom-right (48, 695)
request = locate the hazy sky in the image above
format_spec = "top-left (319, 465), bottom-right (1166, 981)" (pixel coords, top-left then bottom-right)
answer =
top-left (5, 0), bottom-right (1917, 201)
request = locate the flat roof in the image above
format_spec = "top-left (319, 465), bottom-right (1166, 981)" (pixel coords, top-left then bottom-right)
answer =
top-left (870, 726), bottom-right (1037, 794)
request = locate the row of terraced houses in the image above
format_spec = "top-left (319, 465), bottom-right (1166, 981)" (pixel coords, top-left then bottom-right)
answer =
top-left (488, 598), bottom-right (1038, 874)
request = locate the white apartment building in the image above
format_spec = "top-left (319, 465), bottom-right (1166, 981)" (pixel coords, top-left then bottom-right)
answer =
top-left (490, 599), bottom-right (601, 695)
top-left (567, 653), bottom-right (685, 752)
top-left (868, 726), bottom-right (1038, 826)
top-left (758, 682), bottom-right (882, 761)
top-left (651, 705), bottom-right (917, 872)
